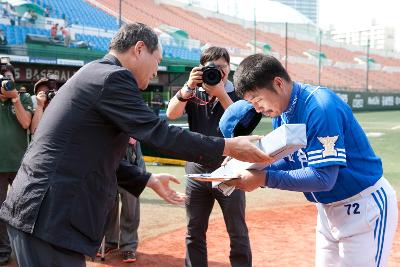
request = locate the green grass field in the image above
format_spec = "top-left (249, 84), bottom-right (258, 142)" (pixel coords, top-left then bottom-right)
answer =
top-left (138, 110), bottom-right (400, 240)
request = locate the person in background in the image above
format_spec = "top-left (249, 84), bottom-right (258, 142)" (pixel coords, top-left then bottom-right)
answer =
top-left (50, 23), bottom-right (58, 39)
top-left (18, 86), bottom-right (27, 93)
top-left (21, 10), bottom-right (35, 26)
top-left (44, 7), bottom-right (50, 17)
top-left (166, 46), bottom-right (252, 267)
top-left (0, 30), bottom-right (7, 54)
top-left (0, 30), bottom-right (7, 46)
top-left (99, 138), bottom-right (144, 263)
top-left (150, 90), bottom-right (163, 116)
top-left (30, 77), bottom-right (58, 134)
top-left (60, 26), bottom-right (71, 47)
top-left (0, 62), bottom-right (33, 266)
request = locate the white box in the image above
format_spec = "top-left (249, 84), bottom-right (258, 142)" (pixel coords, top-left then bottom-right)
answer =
top-left (211, 124), bottom-right (307, 177)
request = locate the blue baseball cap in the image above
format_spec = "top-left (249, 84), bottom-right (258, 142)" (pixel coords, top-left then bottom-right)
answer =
top-left (219, 100), bottom-right (262, 138)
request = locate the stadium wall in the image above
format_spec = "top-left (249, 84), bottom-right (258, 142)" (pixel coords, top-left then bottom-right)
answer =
top-left (7, 59), bottom-right (400, 112)
top-left (336, 91), bottom-right (400, 111)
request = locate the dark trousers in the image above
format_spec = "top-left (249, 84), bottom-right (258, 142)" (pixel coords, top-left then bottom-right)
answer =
top-left (104, 187), bottom-right (140, 252)
top-left (7, 225), bottom-right (85, 267)
top-left (0, 172), bottom-right (15, 258)
top-left (185, 175), bottom-right (252, 267)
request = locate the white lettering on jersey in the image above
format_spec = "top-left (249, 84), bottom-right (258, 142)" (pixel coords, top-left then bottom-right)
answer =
top-left (287, 153), bottom-right (295, 162)
top-left (317, 136), bottom-right (338, 158)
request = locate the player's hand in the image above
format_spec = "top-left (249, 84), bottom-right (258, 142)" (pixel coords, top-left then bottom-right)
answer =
top-left (187, 66), bottom-right (203, 89)
top-left (36, 91), bottom-right (47, 107)
top-left (223, 135), bottom-right (273, 164)
top-left (146, 173), bottom-right (187, 205)
top-left (225, 169), bottom-right (267, 192)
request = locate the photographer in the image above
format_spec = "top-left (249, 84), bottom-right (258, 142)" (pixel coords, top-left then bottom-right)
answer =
top-left (30, 77), bottom-right (58, 134)
top-left (0, 60), bottom-right (33, 266)
top-left (166, 46), bottom-right (252, 267)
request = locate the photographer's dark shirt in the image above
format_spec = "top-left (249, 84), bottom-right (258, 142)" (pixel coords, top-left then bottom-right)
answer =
top-left (185, 81), bottom-right (239, 172)
top-left (0, 54), bottom-right (225, 257)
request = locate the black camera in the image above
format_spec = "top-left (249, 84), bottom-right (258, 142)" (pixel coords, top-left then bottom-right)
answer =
top-left (201, 63), bottom-right (222, 86)
top-left (0, 75), bottom-right (14, 92)
top-left (34, 74), bottom-right (59, 102)
top-left (46, 90), bottom-right (56, 101)
top-left (0, 57), bottom-right (15, 92)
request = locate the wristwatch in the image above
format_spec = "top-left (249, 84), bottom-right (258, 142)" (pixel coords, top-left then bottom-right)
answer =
top-left (176, 83), bottom-right (196, 102)
top-left (176, 89), bottom-right (190, 102)
top-left (183, 83), bottom-right (196, 93)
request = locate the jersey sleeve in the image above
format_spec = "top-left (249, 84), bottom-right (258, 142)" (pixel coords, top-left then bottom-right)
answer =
top-left (305, 93), bottom-right (347, 168)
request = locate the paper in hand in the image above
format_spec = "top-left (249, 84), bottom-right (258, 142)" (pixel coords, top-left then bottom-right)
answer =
top-left (212, 124), bottom-right (307, 196)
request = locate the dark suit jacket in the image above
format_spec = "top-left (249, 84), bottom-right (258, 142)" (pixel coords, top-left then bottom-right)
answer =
top-left (0, 54), bottom-right (224, 256)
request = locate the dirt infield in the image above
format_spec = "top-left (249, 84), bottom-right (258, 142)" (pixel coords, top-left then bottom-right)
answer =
top-left (87, 204), bottom-right (400, 267)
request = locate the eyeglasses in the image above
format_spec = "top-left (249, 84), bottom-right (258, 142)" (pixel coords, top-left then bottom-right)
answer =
top-left (218, 64), bottom-right (229, 69)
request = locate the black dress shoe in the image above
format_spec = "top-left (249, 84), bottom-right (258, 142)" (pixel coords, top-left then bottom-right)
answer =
top-left (0, 253), bottom-right (10, 266)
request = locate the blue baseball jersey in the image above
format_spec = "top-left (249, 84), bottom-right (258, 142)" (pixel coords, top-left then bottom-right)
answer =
top-left (272, 82), bottom-right (382, 203)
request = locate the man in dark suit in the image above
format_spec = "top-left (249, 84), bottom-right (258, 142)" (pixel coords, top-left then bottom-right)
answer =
top-left (0, 23), bottom-right (270, 267)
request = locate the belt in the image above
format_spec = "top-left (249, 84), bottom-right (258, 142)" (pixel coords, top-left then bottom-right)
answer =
top-left (323, 177), bottom-right (387, 206)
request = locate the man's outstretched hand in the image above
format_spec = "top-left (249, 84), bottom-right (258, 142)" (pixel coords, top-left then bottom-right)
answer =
top-left (223, 135), bottom-right (273, 164)
top-left (146, 173), bottom-right (186, 205)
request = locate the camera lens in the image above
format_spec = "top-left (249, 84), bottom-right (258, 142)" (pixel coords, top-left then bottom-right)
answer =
top-left (202, 65), bottom-right (222, 86)
top-left (2, 80), bottom-right (15, 91)
top-left (46, 90), bottom-right (56, 101)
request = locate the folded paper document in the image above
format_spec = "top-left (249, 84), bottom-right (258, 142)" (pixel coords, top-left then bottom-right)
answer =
top-left (185, 174), bottom-right (239, 182)
top-left (210, 124), bottom-right (307, 195)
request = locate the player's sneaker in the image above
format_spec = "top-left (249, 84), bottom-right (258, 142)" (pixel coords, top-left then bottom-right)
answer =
top-left (96, 245), bottom-right (118, 257)
top-left (122, 251), bottom-right (136, 263)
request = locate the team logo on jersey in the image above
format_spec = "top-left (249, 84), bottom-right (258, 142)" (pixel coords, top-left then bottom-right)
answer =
top-left (297, 149), bottom-right (308, 168)
top-left (318, 136), bottom-right (338, 157)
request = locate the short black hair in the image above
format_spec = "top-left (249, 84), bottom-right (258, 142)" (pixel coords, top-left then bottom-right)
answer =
top-left (0, 64), bottom-right (15, 80)
top-left (109, 23), bottom-right (159, 53)
top-left (234, 54), bottom-right (291, 98)
top-left (200, 46), bottom-right (230, 65)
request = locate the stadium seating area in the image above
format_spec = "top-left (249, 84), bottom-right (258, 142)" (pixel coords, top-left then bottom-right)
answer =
top-left (90, 0), bottom-right (400, 91)
top-left (0, 24), bottom-right (50, 45)
top-left (162, 45), bottom-right (201, 61)
top-left (73, 34), bottom-right (201, 61)
top-left (1, 0), bottom-right (399, 91)
top-left (35, 0), bottom-right (119, 30)
top-left (75, 33), bottom-right (110, 51)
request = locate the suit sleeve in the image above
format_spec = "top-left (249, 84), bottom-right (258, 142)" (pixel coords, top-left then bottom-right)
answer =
top-left (95, 70), bottom-right (225, 165)
top-left (116, 158), bottom-right (151, 197)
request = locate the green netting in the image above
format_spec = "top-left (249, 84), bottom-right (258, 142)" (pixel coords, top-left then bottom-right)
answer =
top-left (306, 49), bottom-right (327, 59)
top-left (158, 24), bottom-right (189, 40)
top-left (9, 1), bottom-right (44, 16)
top-left (249, 40), bottom-right (271, 53)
